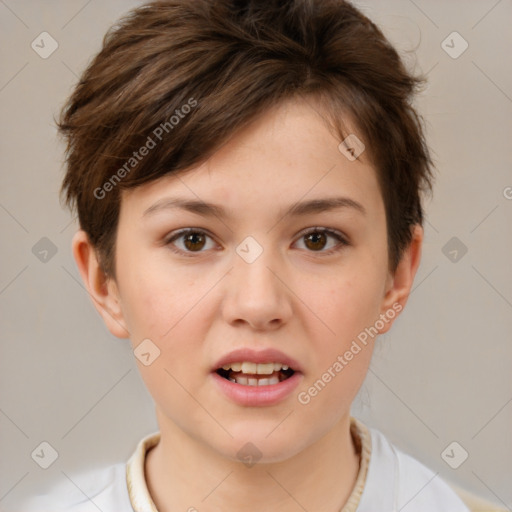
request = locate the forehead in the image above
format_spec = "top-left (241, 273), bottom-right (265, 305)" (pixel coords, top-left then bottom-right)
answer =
top-left (119, 97), bottom-right (384, 221)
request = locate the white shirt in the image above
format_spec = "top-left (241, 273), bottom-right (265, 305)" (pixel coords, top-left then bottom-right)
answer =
top-left (19, 418), bottom-right (470, 512)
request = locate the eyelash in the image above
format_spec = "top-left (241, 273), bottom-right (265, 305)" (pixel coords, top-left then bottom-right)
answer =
top-left (164, 227), bottom-right (349, 258)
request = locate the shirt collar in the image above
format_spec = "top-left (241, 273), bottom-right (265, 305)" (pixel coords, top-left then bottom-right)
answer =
top-left (126, 417), bottom-right (372, 512)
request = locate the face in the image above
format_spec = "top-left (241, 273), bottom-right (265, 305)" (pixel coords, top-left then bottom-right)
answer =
top-left (93, 97), bottom-right (411, 462)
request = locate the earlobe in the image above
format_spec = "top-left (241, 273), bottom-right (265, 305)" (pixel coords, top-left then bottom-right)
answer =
top-left (377, 225), bottom-right (423, 334)
top-left (71, 230), bottom-right (130, 339)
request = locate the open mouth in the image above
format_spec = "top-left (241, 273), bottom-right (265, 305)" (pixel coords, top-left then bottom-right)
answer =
top-left (216, 362), bottom-right (295, 386)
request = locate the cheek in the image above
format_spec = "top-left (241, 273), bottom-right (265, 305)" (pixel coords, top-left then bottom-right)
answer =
top-left (119, 266), bottom-right (213, 395)
top-left (297, 278), bottom-right (379, 421)
top-left (296, 262), bottom-right (385, 397)
top-left (320, 271), bottom-right (386, 341)
top-left (124, 282), bottom-right (202, 347)
top-left (121, 272), bottom-right (207, 416)
top-left (117, 248), bottom-right (198, 340)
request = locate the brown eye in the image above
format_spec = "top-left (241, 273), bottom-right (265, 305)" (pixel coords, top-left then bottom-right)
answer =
top-left (295, 227), bottom-right (349, 254)
top-left (166, 229), bottom-right (216, 256)
top-left (183, 232), bottom-right (206, 251)
top-left (304, 231), bottom-right (328, 251)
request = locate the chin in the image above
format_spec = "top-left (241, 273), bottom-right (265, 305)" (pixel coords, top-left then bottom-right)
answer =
top-left (209, 425), bottom-right (312, 465)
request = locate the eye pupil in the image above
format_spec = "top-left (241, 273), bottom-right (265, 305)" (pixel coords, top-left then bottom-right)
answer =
top-left (184, 232), bottom-right (205, 251)
top-left (170, 228), bottom-right (343, 256)
top-left (305, 232), bottom-right (327, 251)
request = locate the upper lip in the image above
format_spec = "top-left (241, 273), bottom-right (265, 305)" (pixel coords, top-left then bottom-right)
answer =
top-left (213, 347), bottom-right (303, 373)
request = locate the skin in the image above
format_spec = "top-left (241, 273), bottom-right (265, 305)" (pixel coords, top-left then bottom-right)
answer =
top-left (73, 96), bottom-right (422, 512)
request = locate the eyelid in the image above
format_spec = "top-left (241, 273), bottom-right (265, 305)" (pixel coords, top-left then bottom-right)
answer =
top-left (296, 226), bottom-right (349, 245)
top-left (294, 227), bottom-right (350, 255)
top-left (164, 226), bottom-right (350, 257)
top-left (164, 227), bottom-right (219, 257)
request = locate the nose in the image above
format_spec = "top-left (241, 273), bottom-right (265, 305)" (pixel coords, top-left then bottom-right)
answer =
top-left (221, 243), bottom-right (293, 331)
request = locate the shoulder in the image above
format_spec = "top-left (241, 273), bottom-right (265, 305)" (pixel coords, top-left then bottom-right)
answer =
top-left (357, 422), bottom-right (470, 512)
top-left (18, 462), bottom-right (132, 512)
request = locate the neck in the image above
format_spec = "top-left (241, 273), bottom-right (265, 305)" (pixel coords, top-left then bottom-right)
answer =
top-left (145, 411), bottom-right (361, 512)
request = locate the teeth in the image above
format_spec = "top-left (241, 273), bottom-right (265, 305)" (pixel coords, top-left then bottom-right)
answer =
top-left (222, 362), bottom-right (242, 371)
top-left (241, 362), bottom-right (257, 374)
top-left (221, 362), bottom-right (291, 374)
top-left (230, 375), bottom-right (281, 386)
top-left (257, 363), bottom-right (275, 374)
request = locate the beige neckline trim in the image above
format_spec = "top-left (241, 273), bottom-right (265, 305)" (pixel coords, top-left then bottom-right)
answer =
top-left (126, 417), bottom-right (372, 512)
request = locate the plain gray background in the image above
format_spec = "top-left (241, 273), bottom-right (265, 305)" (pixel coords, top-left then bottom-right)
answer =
top-left (1, 0), bottom-right (511, 509)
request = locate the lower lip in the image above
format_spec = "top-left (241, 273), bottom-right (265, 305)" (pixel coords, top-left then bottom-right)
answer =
top-left (211, 371), bottom-right (303, 407)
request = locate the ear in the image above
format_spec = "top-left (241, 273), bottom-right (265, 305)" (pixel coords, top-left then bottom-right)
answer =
top-left (71, 229), bottom-right (130, 339)
top-left (377, 224), bottom-right (423, 335)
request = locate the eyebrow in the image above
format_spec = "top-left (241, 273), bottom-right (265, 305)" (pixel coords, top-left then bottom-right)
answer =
top-left (142, 196), bottom-right (366, 219)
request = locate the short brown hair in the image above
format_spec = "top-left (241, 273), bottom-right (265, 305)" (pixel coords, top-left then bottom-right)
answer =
top-left (57, 0), bottom-right (433, 278)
